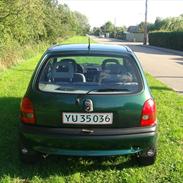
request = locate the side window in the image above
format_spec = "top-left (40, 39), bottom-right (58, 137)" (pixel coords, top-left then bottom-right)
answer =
top-left (124, 58), bottom-right (138, 82)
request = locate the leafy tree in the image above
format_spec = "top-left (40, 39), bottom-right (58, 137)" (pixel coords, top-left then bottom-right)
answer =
top-left (101, 21), bottom-right (115, 34)
top-left (0, 0), bottom-right (90, 44)
top-left (0, 0), bottom-right (46, 44)
top-left (91, 22), bottom-right (125, 38)
top-left (74, 11), bottom-right (90, 35)
top-left (138, 22), bottom-right (154, 32)
top-left (148, 15), bottom-right (183, 32)
top-left (92, 27), bottom-right (102, 36)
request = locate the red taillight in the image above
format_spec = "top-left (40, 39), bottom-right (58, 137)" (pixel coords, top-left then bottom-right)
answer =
top-left (20, 97), bottom-right (36, 124)
top-left (141, 99), bottom-right (157, 127)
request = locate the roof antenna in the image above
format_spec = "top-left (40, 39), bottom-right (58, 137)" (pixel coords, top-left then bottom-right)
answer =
top-left (88, 36), bottom-right (91, 50)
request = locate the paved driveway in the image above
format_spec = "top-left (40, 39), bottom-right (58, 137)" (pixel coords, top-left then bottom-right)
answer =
top-left (93, 37), bottom-right (183, 93)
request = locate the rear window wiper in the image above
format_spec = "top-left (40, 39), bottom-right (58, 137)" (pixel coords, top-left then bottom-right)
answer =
top-left (96, 88), bottom-right (130, 92)
top-left (75, 86), bottom-right (130, 105)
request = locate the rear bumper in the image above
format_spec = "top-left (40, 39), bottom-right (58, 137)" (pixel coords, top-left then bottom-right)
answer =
top-left (20, 124), bottom-right (157, 156)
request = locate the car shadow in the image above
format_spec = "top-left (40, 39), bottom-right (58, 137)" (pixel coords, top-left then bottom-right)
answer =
top-left (0, 97), bottom-right (140, 181)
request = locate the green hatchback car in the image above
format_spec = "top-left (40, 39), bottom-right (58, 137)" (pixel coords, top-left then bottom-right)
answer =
top-left (19, 44), bottom-right (157, 165)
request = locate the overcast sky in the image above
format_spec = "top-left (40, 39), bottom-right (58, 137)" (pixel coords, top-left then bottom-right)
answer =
top-left (59, 0), bottom-right (183, 27)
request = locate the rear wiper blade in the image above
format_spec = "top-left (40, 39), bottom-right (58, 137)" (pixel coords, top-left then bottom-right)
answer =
top-left (96, 88), bottom-right (130, 92)
top-left (75, 85), bottom-right (130, 105)
top-left (84, 83), bottom-right (126, 93)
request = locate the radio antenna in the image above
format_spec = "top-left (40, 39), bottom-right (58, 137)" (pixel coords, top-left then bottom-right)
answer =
top-left (88, 36), bottom-right (91, 49)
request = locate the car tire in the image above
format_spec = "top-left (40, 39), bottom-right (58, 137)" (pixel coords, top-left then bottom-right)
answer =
top-left (136, 147), bottom-right (157, 166)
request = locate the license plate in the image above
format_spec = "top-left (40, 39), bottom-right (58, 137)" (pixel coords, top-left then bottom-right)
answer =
top-left (62, 112), bottom-right (113, 125)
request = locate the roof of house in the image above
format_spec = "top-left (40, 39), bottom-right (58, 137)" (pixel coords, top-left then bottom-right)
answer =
top-left (127, 26), bottom-right (139, 33)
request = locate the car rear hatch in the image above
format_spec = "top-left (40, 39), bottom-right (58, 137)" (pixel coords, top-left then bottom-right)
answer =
top-left (23, 90), bottom-right (151, 129)
top-left (21, 51), bottom-right (154, 129)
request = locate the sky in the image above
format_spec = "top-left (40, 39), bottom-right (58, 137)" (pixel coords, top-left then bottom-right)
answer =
top-left (59, 0), bottom-right (183, 28)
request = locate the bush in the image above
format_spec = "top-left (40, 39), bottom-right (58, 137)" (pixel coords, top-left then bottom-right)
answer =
top-left (0, 41), bottom-right (49, 71)
top-left (149, 32), bottom-right (183, 51)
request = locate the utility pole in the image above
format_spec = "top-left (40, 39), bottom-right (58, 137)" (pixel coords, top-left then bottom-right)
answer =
top-left (114, 17), bottom-right (117, 38)
top-left (144, 0), bottom-right (148, 45)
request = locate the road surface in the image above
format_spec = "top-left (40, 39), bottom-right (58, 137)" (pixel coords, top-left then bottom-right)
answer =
top-left (93, 37), bottom-right (183, 93)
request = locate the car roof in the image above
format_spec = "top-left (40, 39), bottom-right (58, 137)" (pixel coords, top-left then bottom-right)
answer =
top-left (47, 44), bottom-right (133, 54)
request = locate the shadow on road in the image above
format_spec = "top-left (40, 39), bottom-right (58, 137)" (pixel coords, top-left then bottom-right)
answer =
top-left (154, 76), bottom-right (183, 79)
top-left (96, 38), bottom-right (181, 56)
top-left (122, 44), bottom-right (174, 56)
top-left (172, 57), bottom-right (183, 61)
top-left (170, 57), bottom-right (183, 66)
top-left (176, 61), bottom-right (183, 66)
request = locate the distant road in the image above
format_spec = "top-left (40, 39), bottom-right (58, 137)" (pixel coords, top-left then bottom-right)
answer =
top-left (93, 37), bottom-right (183, 94)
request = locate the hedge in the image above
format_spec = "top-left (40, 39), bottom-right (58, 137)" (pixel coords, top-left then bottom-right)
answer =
top-left (149, 32), bottom-right (183, 51)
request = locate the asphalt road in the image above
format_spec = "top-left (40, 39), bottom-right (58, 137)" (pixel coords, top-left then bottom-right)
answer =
top-left (93, 37), bottom-right (183, 93)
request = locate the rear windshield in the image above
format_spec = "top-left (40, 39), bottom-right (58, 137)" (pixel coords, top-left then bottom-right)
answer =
top-left (38, 55), bottom-right (143, 94)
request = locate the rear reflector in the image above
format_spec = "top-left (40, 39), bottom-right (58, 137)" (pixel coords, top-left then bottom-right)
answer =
top-left (20, 97), bottom-right (36, 124)
top-left (141, 99), bottom-right (156, 127)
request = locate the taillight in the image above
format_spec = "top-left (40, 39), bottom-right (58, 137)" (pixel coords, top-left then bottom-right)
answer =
top-left (141, 98), bottom-right (157, 127)
top-left (20, 97), bottom-right (36, 124)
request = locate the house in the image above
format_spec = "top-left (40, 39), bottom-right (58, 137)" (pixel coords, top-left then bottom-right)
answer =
top-left (126, 25), bottom-right (144, 42)
top-left (127, 26), bottom-right (139, 33)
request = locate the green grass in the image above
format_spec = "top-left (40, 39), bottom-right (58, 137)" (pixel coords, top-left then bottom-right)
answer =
top-left (58, 36), bottom-right (95, 44)
top-left (0, 35), bottom-right (92, 71)
top-left (0, 40), bottom-right (48, 71)
top-left (0, 36), bottom-right (183, 183)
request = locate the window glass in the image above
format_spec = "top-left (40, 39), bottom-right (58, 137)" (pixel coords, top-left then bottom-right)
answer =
top-left (38, 55), bottom-right (142, 94)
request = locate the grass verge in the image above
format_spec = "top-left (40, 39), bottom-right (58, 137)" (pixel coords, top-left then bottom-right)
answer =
top-left (0, 35), bottom-right (90, 71)
top-left (0, 41), bottom-right (48, 71)
top-left (0, 36), bottom-right (182, 183)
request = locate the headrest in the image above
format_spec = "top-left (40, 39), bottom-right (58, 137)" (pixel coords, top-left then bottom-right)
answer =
top-left (102, 59), bottom-right (119, 70)
top-left (104, 64), bottom-right (122, 74)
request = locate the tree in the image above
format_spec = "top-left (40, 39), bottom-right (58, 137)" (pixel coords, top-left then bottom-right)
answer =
top-left (73, 11), bottom-right (90, 35)
top-left (101, 21), bottom-right (115, 34)
top-left (0, 0), bottom-right (47, 44)
top-left (149, 15), bottom-right (183, 32)
top-left (91, 21), bottom-right (126, 38)
top-left (138, 22), bottom-right (154, 32)
top-left (92, 27), bottom-right (102, 36)
top-left (0, 0), bottom-right (90, 44)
